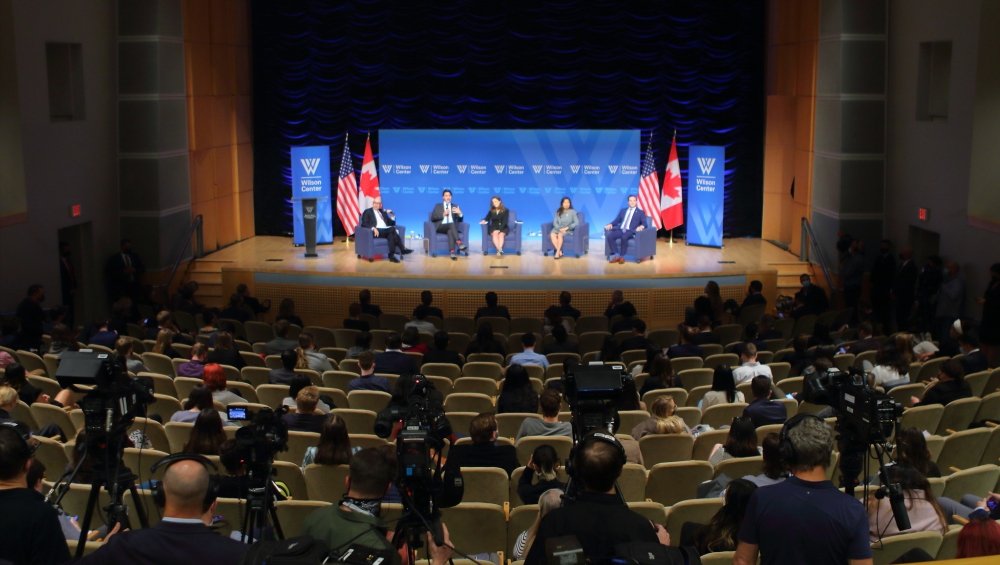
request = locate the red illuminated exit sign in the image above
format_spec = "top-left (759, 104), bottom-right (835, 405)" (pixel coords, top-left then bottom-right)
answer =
top-left (917, 207), bottom-right (929, 222)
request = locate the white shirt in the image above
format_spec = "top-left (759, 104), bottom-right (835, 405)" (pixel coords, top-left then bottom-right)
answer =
top-left (732, 361), bottom-right (773, 385)
top-left (443, 202), bottom-right (452, 224)
top-left (374, 209), bottom-right (388, 229)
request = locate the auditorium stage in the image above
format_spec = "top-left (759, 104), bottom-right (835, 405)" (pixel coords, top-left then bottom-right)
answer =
top-left (206, 236), bottom-right (802, 328)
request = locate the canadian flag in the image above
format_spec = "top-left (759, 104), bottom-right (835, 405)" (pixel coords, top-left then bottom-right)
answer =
top-left (359, 134), bottom-right (381, 210)
top-left (660, 134), bottom-right (684, 231)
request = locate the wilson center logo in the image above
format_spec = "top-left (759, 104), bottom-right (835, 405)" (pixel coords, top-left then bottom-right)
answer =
top-left (697, 157), bottom-right (717, 175)
top-left (300, 158), bottom-right (321, 176)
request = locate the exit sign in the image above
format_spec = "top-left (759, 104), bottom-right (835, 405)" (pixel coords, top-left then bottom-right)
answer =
top-left (917, 207), bottom-right (929, 222)
top-left (70, 204), bottom-right (81, 218)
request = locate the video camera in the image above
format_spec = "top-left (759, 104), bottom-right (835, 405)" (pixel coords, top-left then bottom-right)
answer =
top-left (562, 363), bottom-right (629, 441)
top-left (801, 366), bottom-right (902, 444)
top-left (55, 351), bottom-right (153, 440)
top-left (374, 375), bottom-right (462, 552)
top-left (227, 406), bottom-right (289, 476)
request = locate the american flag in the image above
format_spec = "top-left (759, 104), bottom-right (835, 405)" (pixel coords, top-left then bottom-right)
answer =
top-left (637, 136), bottom-right (663, 230)
top-left (335, 134), bottom-right (360, 236)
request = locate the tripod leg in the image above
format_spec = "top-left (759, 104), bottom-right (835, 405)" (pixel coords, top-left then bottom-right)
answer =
top-left (128, 483), bottom-right (149, 529)
top-left (75, 482), bottom-right (102, 559)
top-left (268, 504), bottom-right (284, 540)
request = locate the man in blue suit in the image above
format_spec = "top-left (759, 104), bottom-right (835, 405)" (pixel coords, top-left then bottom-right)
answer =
top-left (604, 195), bottom-right (647, 264)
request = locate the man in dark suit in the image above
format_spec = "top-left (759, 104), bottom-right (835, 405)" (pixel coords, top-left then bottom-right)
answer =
top-left (105, 238), bottom-right (145, 302)
top-left (360, 196), bottom-right (412, 263)
top-left (847, 321), bottom-right (881, 355)
top-left (792, 274), bottom-right (829, 318)
top-left (667, 326), bottom-right (705, 359)
top-left (78, 455), bottom-right (247, 565)
top-left (422, 331), bottom-right (464, 367)
top-left (893, 246), bottom-right (918, 331)
top-left (740, 280), bottom-right (767, 312)
top-left (959, 332), bottom-right (989, 375)
top-left (743, 376), bottom-right (788, 428)
top-left (603, 195), bottom-right (647, 264)
top-left (474, 291), bottom-right (511, 320)
top-left (374, 333), bottom-right (418, 376)
top-left (413, 290), bottom-right (444, 319)
top-left (14, 284), bottom-right (45, 351)
top-left (552, 290), bottom-right (581, 320)
top-left (619, 319), bottom-right (652, 352)
top-left (430, 189), bottom-right (466, 260)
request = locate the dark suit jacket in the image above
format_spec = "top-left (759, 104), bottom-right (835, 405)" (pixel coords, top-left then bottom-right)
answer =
top-left (422, 348), bottom-right (463, 367)
top-left (413, 305), bottom-right (444, 319)
top-left (78, 521), bottom-right (247, 565)
top-left (374, 350), bottom-right (418, 375)
top-left (744, 398), bottom-right (788, 428)
top-left (445, 443), bottom-right (520, 476)
top-left (740, 293), bottom-right (767, 310)
top-left (608, 206), bottom-right (647, 231)
top-left (895, 260), bottom-right (918, 300)
top-left (667, 343), bottom-right (704, 359)
top-left (475, 305), bottom-right (511, 320)
top-left (431, 202), bottom-right (464, 225)
top-left (961, 350), bottom-right (989, 375)
top-left (343, 318), bottom-right (370, 332)
top-left (690, 331), bottom-right (721, 345)
top-left (360, 207), bottom-right (396, 230)
top-left (483, 208), bottom-right (510, 233)
top-left (619, 335), bottom-right (652, 353)
top-left (848, 337), bottom-right (881, 355)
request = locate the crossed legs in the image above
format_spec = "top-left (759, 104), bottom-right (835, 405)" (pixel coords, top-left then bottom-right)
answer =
top-left (606, 228), bottom-right (635, 259)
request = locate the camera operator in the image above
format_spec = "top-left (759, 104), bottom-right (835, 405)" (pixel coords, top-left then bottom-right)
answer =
top-left (0, 423), bottom-right (71, 564)
top-left (734, 415), bottom-right (872, 565)
top-left (303, 446), bottom-right (453, 564)
top-left (524, 432), bottom-right (669, 564)
top-left (79, 454), bottom-right (247, 565)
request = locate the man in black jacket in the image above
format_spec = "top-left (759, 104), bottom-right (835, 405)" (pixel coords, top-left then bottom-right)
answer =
top-left (79, 455), bottom-right (247, 565)
top-left (893, 247), bottom-right (918, 331)
top-left (360, 197), bottom-right (412, 263)
top-left (374, 333), bottom-right (418, 376)
top-left (525, 432), bottom-right (668, 563)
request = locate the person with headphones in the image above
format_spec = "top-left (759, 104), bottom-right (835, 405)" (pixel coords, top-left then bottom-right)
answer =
top-left (0, 422), bottom-right (71, 564)
top-left (734, 414), bottom-right (873, 565)
top-left (78, 453), bottom-right (248, 565)
top-left (524, 431), bottom-right (669, 563)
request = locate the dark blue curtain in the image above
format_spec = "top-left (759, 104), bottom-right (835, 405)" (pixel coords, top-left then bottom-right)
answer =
top-left (252, 0), bottom-right (766, 238)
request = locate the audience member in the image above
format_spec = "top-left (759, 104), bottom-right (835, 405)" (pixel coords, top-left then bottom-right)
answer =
top-left (735, 415), bottom-right (870, 565)
top-left (204, 363), bottom-right (245, 406)
top-left (542, 323), bottom-right (577, 355)
top-left (867, 342), bottom-right (910, 389)
top-left (349, 351), bottom-right (390, 393)
top-left (374, 334), bottom-right (418, 376)
top-left (0, 362), bottom-right (47, 405)
top-left (639, 351), bottom-right (676, 396)
top-left (604, 289), bottom-right (632, 319)
top-left (957, 511), bottom-right (1000, 558)
top-left (517, 445), bottom-right (565, 505)
top-left (743, 376), bottom-right (787, 428)
top-left (497, 364), bottom-right (539, 414)
top-left (422, 330), bottom-right (464, 367)
top-left (792, 274), bottom-right (829, 319)
top-left (176, 342), bottom-right (208, 378)
top-left (413, 290), bottom-right (444, 319)
top-left (87, 319), bottom-right (119, 349)
top-left (358, 289), bottom-right (383, 318)
top-left (525, 432), bottom-right (669, 563)
top-left (894, 427), bottom-right (940, 478)
top-left (264, 320), bottom-right (298, 355)
top-left (183, 409), bottom-right (227, 455)
top-left (958, 331), bottom-right (988, 375)
top-left (513, 488), bottom-right (563, 560)
top-left (205, 331), bottom-right (244, 369)
top-left (610, 301), bottom-right (640, 333)
top-left (756, 315), bottom-right (783, 340)
top-left (516, 389), bottom-right (571, 440)
top-left (912, 359), bottom-right (972, 407)
top-left (13, 284), bottom-right (46, 351)
top-left (702, 366), bottom-right (744, 409)
top-left (170, 386), bottom-right (215, 424)
top-left (668, 326), bottom-right (705, 359)
top-left (347, 331), bottom-right (372, 359)
top-left (219, 293), bottom-right (251, 323)
top-left (400, 326), bottom-right (429, 355)
top-left (934, 261), bottom-right (965, 341)
top-left (268, 349), bottom-right (300, 385)
top-left (686, 479), bottom-right (758, 555)
top-left (807, 322), bottom-right (834, 348)
top-left (708, 416), bottom-right (760, 466)
top-left (732, 343), bottom-right (773, 385)
top-left (171, 281), bottom-right (206, 315)
top-left (152, 328), bottom-right (181, 359)
top-left (867, 464), bottom-right (947, 541)
top-left (509, 333), bottom-right (549, 368)
top-left (553, 290), bottom-right (581, 320)
top-left (235, 283), bottom-right (270, 316)
top-left (282, 374), bottom-right (332, 414)
top-left (465, 323), bottom-right (506, 357)
top-left (275, 298), bottom-right (304, 327)
top-left (296, 332), bottom-right (334, 372)
top-left (690, 316), bottom-right (720, 345)
top-left (281, 386), bottom-right (326, 433)
top-left (848, 322), bottom-right (881, 355)
top-left (405, 305), bottom-right (438, 335)
top-left (302, 413), bottom-right (354, 467)
top-left (619, 319), bottom-right (651, 352)
top-left (739, 280), bottom-right (767, 312)
top-left (741, 433), bottom-right (788, 487)
top-left (630, 396), bottom-right (687, 439)
top-left (445, 413), bottom-right (519, 476)
top-left (697, 281), bottom-right (725, 325)
top-left (343, 302), bottom-right (370, 332)
top-left (303, 447), bottom-right (453, 563)
top-left (475, 291), bottom-right (511, 320)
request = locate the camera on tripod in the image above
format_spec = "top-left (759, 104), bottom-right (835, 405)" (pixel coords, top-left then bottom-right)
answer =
top-left (562, 363), bottom-right (629, 441)
top-left (802, 366), bottom-right (902, 444)
top-left (55, 350), bottom-right (154, 440)
top-left (228, 405), bottom-right (289, 472)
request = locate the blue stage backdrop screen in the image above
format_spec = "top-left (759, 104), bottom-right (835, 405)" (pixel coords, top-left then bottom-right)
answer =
top-left (379, 130), bottom-right (639, 240)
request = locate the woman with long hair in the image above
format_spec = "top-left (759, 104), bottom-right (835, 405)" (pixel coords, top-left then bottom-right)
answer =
top-left (183, 408), bottom-right (227, 455)
top-left (691, 479), bottom-right (758, 554)
top-left (549, 197), bottom-right (579, 259)
top-left (640, 351), bottom-right (676, 395)
top-left (868, 342), bottom-right (910, 389)
top-left (708, 416), bottom-right (760, 466)
top-left (895, 427), bottom-right (941, 478)
top-left (631, 396), bottom-right (688, 439)
top-left (867, 464), bottom-right (947, 541)
top-left (702, 281), bottom-right (725, 324)
top-left (497, 364), bottom-right (539, 414)
top-left (480, 196), bottom-right (510, 256)
top-left (957, 514), bottom-right (1000, 558)
top-left (152, 328), bottom-right (179, 358)
top-left (301, 413), bottom-right (353, 467)
top-left (517, 444), bottom-right (564, 505)
top-left (701, 366), bottom-right (745, 409)
top-left (465, 323), bottom-right (505, 357)
top-left (513, 488), bottom-right (564, 559)
top-left (202, 363), bottom-right (245, 407)
top-left (0, 362), bottom-right (46, 405)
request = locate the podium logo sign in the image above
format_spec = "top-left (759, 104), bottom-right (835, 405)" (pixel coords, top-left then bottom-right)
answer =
top-left (687, 146), bottom-right (725, 248)
top-left (301, 158), bottom-right (321, 176)
top-left (290, 146), bottom-right (332, 245)
top-left (697, 157), bottom-right (717, 175)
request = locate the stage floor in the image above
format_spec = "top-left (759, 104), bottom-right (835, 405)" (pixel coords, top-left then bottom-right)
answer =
top-left (206, 236), bottom-right (800, 290)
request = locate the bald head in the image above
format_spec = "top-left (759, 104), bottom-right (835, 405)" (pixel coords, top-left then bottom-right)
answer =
top-left (163, 460), bottom-right (211, 514)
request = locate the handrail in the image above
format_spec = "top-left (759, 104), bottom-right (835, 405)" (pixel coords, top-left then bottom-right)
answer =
top-left (162, 214), bottom-right (204, 295)
top-left (800, 217), bottom-right (835, 291)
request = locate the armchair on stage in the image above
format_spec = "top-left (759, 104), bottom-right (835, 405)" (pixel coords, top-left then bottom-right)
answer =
top-left (604, 216), bottom-right (656, 263)
top-left (423, 214), bottom-right (470, 257)
top-left (354, 218), bottom-right (406, 262)
top-left (480, 209), bottom-right (523, 255)
top-left (541, 212), bottom-right (589, 258)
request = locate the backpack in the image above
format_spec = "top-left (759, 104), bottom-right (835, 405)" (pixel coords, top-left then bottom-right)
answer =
top-left (242, 536), bottom-right (330, 565)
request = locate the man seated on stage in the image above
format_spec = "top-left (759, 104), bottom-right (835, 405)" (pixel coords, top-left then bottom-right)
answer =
top-left (360, 197), bottom-right (412, 263)
top-left (603, 194), bottom-right (647, 264)
top-left (430, 189), bottom-right (466, 260)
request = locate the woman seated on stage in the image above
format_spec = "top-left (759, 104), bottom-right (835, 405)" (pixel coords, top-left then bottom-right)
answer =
top-left (549, 197), bottom-right (579, 259)
top-left (480, 196), bottom-right (510, 256)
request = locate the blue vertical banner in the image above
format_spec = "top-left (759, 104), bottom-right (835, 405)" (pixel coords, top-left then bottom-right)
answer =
top-left (686, 145), bottom-right (726, 248)
top-left (290, 146), bottom-right (333, 245)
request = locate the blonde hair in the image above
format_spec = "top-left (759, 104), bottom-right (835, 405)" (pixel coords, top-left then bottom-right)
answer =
top-left (0, 385), bottom-right (17, 407)
top-left (523, 488), bottom-right (563, 557)
top-left (153, 329), bottom-right (175, 355)
top-left (651, 396), bottom-right (686, 434)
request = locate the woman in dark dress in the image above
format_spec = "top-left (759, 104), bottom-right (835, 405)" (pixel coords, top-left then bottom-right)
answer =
top-left (481, 196), bottom-right (510, 256)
